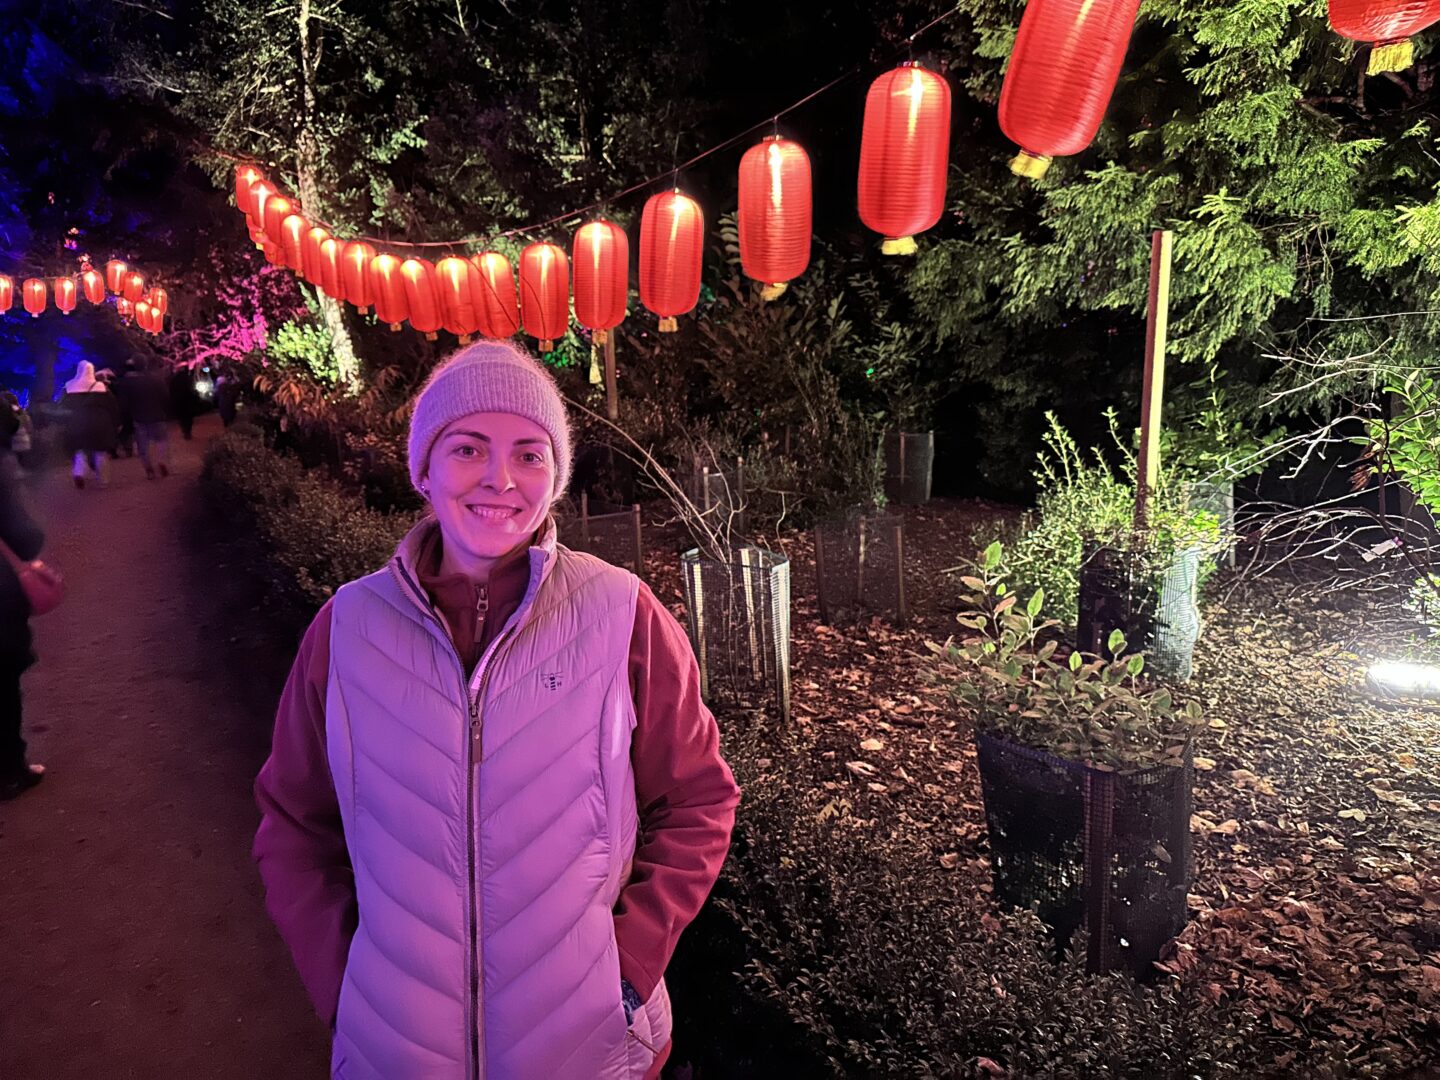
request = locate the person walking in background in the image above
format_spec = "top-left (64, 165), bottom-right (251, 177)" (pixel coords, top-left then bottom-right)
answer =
top-left (0, 460), bottom-right (46, 800)
top-left (0, 391), bottom-right (21, 482)
top-left (61, 361), bottom-right (120, 489)
top-left (214, 371), bottom-right (241, 428)
top-left (108, 363), bottom-right (137, 459)
top-left (119, 359), bottom-right (172, 480)
top-left (254, 341), bottom-right (739, 1080)
top-left (169, 363), bottom-right (199, 441)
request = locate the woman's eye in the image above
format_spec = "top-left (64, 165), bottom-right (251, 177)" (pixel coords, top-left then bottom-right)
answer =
top-left (521, 452), bottom-right (543, 465)
top-left (456, 445), bottom-right (479, 458)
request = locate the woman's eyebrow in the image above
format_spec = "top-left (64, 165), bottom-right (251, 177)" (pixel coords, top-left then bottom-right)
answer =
top-left (446, 431), bottom-right (548, 447)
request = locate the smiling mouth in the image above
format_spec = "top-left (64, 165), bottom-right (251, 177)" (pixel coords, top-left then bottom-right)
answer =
top-left (466, 504), bottom-right (520, 522)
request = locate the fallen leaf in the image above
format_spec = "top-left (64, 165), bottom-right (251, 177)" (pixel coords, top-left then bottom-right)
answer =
top-left (1339, 808), bottom-right (1367, 823)
top-left (1212, 819), bottom-right (1240, 835)
top-left (939, 852), bottom-right (961, 869)
top-left (1194, 756), bottom-right (1216, 771)
top-left (860, 738), bottom-right (884, 752)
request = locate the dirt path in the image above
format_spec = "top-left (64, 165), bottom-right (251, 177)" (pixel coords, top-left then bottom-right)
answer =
top-left (0, 416), bottom-right (330, 1079)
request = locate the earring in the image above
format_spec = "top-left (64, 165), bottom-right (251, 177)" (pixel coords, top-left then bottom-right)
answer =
top-left (420, 484), bottom-right (430, 498)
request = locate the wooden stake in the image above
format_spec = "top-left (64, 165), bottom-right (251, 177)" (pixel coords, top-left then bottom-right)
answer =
top-left (604, 332), bottom-right (618, 421)
top-left (1135, 229), bottom-right (1173, 534)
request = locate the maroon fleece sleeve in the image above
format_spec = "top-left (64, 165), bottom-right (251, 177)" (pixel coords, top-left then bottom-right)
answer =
top-left (252, 600), bottom-right (357, 1027)
top-left (614, 581), bottom-right (741, 1001)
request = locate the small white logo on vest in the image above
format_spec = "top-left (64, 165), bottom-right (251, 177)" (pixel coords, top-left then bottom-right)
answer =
top-left (541, 671), bottom-right (564, 691)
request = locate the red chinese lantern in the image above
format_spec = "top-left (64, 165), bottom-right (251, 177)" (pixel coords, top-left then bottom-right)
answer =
top-left (123, 271), bottom-right (146, 304)
top-left (302, 226), bottom-right (331, 287)
top-left (246, 179), bottom-right (277, 244)
top-left (340, 241), bottom-right (378, 312)
top-left (81, 269), bottom-right (105, 305)
top-left (149, 287), bottom-right (169, 317)
top-left (280, 213), bottom-right (309, 272)
top-left (135, 300), bottom-right (154, 333)
top-left (116, 297), bottom-right (135, 321)
top-left (105, 259), bottom-right (128, 295)
top-left (401, 258), bottom-right (443, 340)
top-left (1329, 0), bottom-right (1440, 72)
top-left (262, 241), bottom-right (284, 266)
top-left (435, 255), bottom-right (482, 342)
top-left (639, 190), bottom-right (704, 331)
top-left (54, 276), bottom-right (77, 315)
top-left (319, 237), bottom-right (345, 301)
top-left (369, 253), bottom-right (409, 331)
top-left (22, 278), bottom-right (45, 317)
top-left (739, 136), bottom-right (812, 299)
top-left (0, 276), bottom-right (12, 314)
top-left (471, 252), bottom-right (521, 338)
top-left (519, 242), bottom-right (570, 351)
top-left (235, 165), bottom-right (264, 214)
top-left (263, 194), bottom-right (296, 247)
top-left (858, 63), bottom-right (951, 254)
top-left (572, 220), bottom-right (628, 344)
top-left (999, 0), bottom-right (1142, 180)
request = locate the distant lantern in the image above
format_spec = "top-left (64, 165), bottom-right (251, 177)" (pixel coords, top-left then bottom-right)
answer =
top-left (470, 252), bottom-right (521, 338)
top-left (401, 258), bottom-right (443, 340)
top-left (246, 179), bottom-right (277, 242)
top-left (519, 242), bottom-right (570, 352)
top-left (54, 276), bottom-right (77, 315)
top-left (0, 275), bottom-right (12, 314)
top-left (105, 259), bottom-right (128, 295)
top-left (234, 165), bottom-right (264, 213)
top-left (136, 300), bottom-right (154, 333)
top-left (858, 63), bottom-right (951, 254)
top-left (341, 240), bottom-right (378, 313)
top-left (435, 255), bottom-right (482, 342)
top-left (572, 220), bottom-right (628, 344)
top-left (116, 297), bottom-right (135, 321)
top-left (369, 253), bottom-right (409, 331)
top-left (262, 194), bottom-right (296, 247)
top-left (999, 0), bottom-right (1141, 180)
top-left (1329, 0), bottom-right (1440, 72)
top-left (318, 237), bottom-right (344, 301)
top-left (81, 269), bottom-right (105, 305)
top-left (149, 286), bottom-right (169, 317)
top-left (22, 278), bottom-right (45, 317)
top-left (639, 190), bottom-right (704, 331)
top-left (739, 135), bottom-right (812, 299)
top-left (302, 225), bottom-right (332, 287)
top-left (123, 271), bottom-right (146, 304)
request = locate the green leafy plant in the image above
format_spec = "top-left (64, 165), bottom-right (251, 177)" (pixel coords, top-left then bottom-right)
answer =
top-left (927, 541), bottom-right (1204, 772)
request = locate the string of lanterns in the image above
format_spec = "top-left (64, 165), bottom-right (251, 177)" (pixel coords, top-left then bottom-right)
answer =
top-left (0, 258), bottom-right (173, 335)
top-left (230, 0), bottom-right (1436, 346)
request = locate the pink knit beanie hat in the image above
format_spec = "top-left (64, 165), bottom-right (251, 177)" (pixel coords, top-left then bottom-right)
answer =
top-left (407, 340), bottom-right (572, 498)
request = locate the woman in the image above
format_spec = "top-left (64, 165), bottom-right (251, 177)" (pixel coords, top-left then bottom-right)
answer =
top-left (61, 361), bottom-right (120, 488)
top-left (0, 457), bottom-right (46, 799)
top-left (254, 342), bottom-right (740, 1080)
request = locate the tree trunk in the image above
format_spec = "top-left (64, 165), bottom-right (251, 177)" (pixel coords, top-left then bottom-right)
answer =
top-left (296, 0), bottom-right (361, 390)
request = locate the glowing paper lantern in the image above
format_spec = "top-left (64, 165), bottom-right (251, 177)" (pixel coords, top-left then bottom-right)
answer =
top-left (739, 136), bottom-right (812, 299)
top-left (1329, 0), bottom-right (1440, 72)
top-left (262, 241), bottom-right (284, 266)
top-left (318, 237), bottom-right (344, 301)
top-left (401, 258), bottom-right (443, 340)
top-left (0, 276), bottom-right (12, 314)
top-left (639, 190), bottom-right (704, 331)
top-left (123, 271), bottom-right (146, 304)
top-left (149, 286), bottom-right (169, 317)
top-left (22, 278), bottom-right (44, 317)
top-left (81, 269), bottom-right (105, 305)
top-left (572, 220), bottom-right (628, 344)
top-left (519, 242), bottom-right (570, 351)
top-left (246, 179), bottom-right (277, 244)
top-left (369, 253), bottom-right (408, 330)
top-left (341, 241), bottom-right (378, 313)
top-left (116, 297), bottom-right (135, 321)
top-left (235, 165), bottom-right (264, 213)
top-left (263, 194), bottom-right (296, 247)
top-left (136, 300), bottom-right (154, 333)
top-left (54, 276), bottom-right (77, 315)
top-left (105, 259), bottom-right (128, 295)
top-left (280, 213), bottom-right (308, 272)
top-left (302, 225), bottom-right (331, 287)
top-left (471, 252), bottom-right (522, 338)
top-left (857, 64), bottom-right (951, 254)
top-left (436, 255), bottom-right (482, 341)
top-left (999, 0), bottom-right (1141, 180)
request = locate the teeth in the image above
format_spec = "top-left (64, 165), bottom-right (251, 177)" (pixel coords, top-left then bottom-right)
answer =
top-left (467, 506), bottom-right (516, 521)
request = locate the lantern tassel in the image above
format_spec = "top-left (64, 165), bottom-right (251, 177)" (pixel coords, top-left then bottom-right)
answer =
top-left (880, 237), bottom-right (918, 256)
top-left (1010, 150), bottom-right (1053, 180)
top-left (1369, 39), bottom-right (1414, 74)
top-left (659, 317), bottom-right (679, 333)
top-left (589, 345), bottom-right (603, 386)
top-left (760, 282), bottom-right (788, 301)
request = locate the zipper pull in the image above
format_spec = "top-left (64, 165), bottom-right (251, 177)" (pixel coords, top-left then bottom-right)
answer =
top-left (470, 698), bottom-right (481, 745)
top-left (475, 584), bottom-right (489, 643)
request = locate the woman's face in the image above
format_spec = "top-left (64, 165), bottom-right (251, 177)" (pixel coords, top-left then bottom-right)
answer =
top-left (424, 411), bottom-right (556, 575)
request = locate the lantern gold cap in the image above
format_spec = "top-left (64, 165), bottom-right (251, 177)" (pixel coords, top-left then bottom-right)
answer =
top-left (593, 329), bottom-right (609, 346)
top-left (658, 317), bottom-right (679, 333)
top-left (1369, 38), bottom-right (1414, 74)
top-left (1010, 150), bottom-right (1053, 180)
top-left (760, 282), bottom-right (788, 301)
top-left (880, 236), bottom-right (918, 256)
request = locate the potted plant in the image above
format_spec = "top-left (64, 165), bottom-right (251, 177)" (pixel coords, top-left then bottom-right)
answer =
top-left (927, 542), bottom-right (1205, 977)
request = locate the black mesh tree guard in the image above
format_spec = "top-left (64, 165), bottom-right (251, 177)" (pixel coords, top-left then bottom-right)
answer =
top-left (557, 494), bottom-right (646, 579)
top-left (1190, 479), bottom-right (1236, 569)
top-left (1077, 541), bottom-right (1202, 682)
top-left (681, 546), bottom-right (790, 721)
top-left (813, 508), bottom-right (908, 625)
top-left (883, 431), bottom-right (933, 505)
top-left (976, 733), bottom-right (1194, 977)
